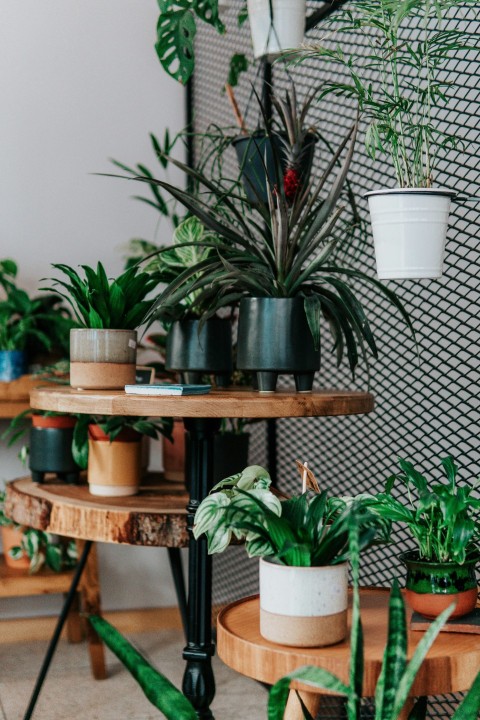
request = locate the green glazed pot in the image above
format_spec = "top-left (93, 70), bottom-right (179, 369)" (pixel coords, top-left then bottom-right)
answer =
top-left (166, 317), bottom-right (233, 387)
top-left (400, 550), bottom-right (479, 619)
top-left (236, 297), bottom-right (320, 392)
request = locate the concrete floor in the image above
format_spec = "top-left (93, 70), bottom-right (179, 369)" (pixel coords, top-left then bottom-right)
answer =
top-left (0, 628), bottom-right (268, 720)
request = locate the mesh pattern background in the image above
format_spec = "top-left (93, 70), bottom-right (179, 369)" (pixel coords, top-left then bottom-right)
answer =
top-left (193, 2), bottom-right (480, 715)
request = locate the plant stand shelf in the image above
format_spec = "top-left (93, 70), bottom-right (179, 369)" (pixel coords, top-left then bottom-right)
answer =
top-left (0, 542), bottom-right (105, 678)
top-left (20, 385), bottom-right (373, 719)
top-left (217, 590), bottom-right (480, 720)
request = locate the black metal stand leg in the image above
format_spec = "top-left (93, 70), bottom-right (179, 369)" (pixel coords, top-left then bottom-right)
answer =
top-left (182, 417), bottom-right (221, 720)
top-left (23, 540), bottom-right (93, 720)
top-left (167, 547), bottom-right (188, 640)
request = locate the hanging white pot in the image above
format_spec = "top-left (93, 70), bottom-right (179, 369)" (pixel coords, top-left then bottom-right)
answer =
top-left (365, 188), bottom-right (456, 280)
top-left (259, 558), bottom-right (348, 647)
top-left (247, 0), bottom-right (306, 60)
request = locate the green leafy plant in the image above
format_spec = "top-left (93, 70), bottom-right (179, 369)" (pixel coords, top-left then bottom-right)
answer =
top-left (44, 262), bottom-right (158, 330)
top-left (358, 456), bottom-right (480, 564)
top-left (0, 490), bottom-right (77, 573)
top-left (193, 464), bottom-right (390, 563)
top-left (155, 0), bottom-right (225, 84)
top-left (72, 414), bottom-right (174, 469)
top-left (293, 0), bottom-right (476, 188)
top-left (0, 259), bottom-right (72, 353)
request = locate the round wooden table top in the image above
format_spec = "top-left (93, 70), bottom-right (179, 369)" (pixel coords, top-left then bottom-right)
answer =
top-left (30, 386), bottom-right (374, 419)
top-left (217, 590), bottom-right (480, 697)
top-left (5, 475), bottom-right (189, 548)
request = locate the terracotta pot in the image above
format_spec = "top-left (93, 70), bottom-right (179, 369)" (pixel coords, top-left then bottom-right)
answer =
top-left (87, 424), bottom-right (142, 497)
top-left (1, 526), bottom-right (29, 570)
top-left (70, 329), bottom-right (137, 390)
top-left (259, 558), bottom-right (348, 647)
top-left (163, 419), bottom-right (186, 483)
top-left (401, 551), bottom-right (479, 619)
top-left (32, 414), bottom-right (76, 430)
top-left (29, 414), bottom-right (80, 484)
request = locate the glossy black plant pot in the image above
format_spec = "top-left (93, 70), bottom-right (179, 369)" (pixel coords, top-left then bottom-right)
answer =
top-left (237, 297), bottom-right (320, 392)
top-left (166, 318), bottom-right (233, 387)
top-left (213, 432), bottom-right (250, 485)
top-left (232, 131), bottom-right (316, 205)
top-left (29, 427), bottom-right (80, 484)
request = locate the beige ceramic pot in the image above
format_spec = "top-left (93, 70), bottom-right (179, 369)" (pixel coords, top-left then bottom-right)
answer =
top-left (259, 558), bottom-right (348, 647)
top-left (87, 425), bottom-right (142, 497)
top-left (1, 526), bottom-right (29, 570)
top-left (70, 329), bottom-right (137, 390)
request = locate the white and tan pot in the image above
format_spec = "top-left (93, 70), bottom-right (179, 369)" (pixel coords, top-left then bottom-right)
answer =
top-left (87, 425), bottom-right (142, 497)
top-left (70, 329), bottom-right (137, 390)
top-left (365, 188), bottom-right (456, 280)
top-left (247, 0), bottom-right (306, 60)
top-left (259, 558), bottom-right (348, 647)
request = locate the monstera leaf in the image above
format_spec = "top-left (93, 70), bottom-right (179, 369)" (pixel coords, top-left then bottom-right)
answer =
top-left (155, 0), bottom-right (224, 84)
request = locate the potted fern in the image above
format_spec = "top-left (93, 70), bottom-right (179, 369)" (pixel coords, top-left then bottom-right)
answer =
top-left (45, 262), bottom-right (158, 390)
top-left (295, 0), bottom-right (473, 279)
top-left (193, 463), bottom-right (389, 647)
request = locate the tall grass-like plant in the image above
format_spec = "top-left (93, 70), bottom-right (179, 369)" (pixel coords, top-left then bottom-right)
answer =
top-left (293, 0), bottom-right (475, 188)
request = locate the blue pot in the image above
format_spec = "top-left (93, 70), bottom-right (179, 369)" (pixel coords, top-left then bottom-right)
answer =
top-left (0, 350), bottom-right (26, 381)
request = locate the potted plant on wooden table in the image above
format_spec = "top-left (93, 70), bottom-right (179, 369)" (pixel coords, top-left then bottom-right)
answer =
top-left (194, 463), bottom-right (389, 647)
top-left (73, 414), bottom-right (173, 497)
top-left (294, 0), bottom-right (474, 279)
top-left (359, 455), bottom-right (479, 618)
top-left (44, 262), bottom-right (158, 390)
top-left (128, 107), bottom-right (414, 393)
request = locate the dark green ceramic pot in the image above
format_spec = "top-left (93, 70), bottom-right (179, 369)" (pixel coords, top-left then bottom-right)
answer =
top-left (29, 416), bottom-right (80, 484)
top-left (166, 317), bottom-right (233, 387)
top-left (232, 132), bottom-right (317, 205)
top-left (400, 550), bottom-right (479, 618)
top-left (213, 432), bottom-right (250, 485)
top-left (236, 297), bottom-right (320, 392)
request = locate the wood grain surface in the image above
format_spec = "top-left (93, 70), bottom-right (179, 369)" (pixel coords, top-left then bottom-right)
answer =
top-left (5, 475), bottom-right (189, 548)
top-left (217, 591), bottom-right (480, 698)
top-left (30, 386), bottom-right (374, 419)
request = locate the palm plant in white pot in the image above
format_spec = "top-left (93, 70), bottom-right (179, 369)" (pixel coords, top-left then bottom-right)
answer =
top-left (295, 0), bottom-right (475, 279)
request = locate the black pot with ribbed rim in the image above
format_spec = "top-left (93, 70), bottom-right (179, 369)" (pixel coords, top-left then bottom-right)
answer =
top-left (29, 417), bottom-right (80, 484)
top-left (165, 317), bottom-right (233, 387)
top-left (232, 131), bottom-right (317, 205)
top-left (236, 297), bottom-right (320, 393)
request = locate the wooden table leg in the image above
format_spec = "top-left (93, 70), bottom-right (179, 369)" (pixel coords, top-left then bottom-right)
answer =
top-left (284, 690), bottom-right (321, 720)
top-left (77, 540), bottom-right (106, 680)
top-left (65, 590), bottom-right (83, 643)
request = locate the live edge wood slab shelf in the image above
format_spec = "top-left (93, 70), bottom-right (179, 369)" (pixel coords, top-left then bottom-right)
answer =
top-left (24, 385), bottom-right (374, 719)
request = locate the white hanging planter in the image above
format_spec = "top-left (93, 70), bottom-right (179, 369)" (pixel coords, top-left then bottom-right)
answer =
top-left (365, 188), bottom-right (456, 280)
top-left (247, 0), bottom-right (306, 60)
top-left (259, 558), bottom-right (348, 647)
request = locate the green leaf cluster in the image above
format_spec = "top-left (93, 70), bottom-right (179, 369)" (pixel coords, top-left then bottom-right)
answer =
top-left (0, 259), bottom-right (73, 353)
top-left (44, 262), bottom-right (158, 330)
top-left (72, 414), bottom-right (174, 470)
top-left (193, 465), bottom-right (390, 565)
top-left (358, 456), bottom-right (480, 563)
top-left (291, 0), bottom-right (477, 187)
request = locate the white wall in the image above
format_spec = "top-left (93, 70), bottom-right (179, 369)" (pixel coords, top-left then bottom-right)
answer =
top-left (0, 1), bottom-right (186, 618)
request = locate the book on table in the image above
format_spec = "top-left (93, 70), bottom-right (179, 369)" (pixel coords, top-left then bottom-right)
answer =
top-left (124, 384), bottom-right (212, 396)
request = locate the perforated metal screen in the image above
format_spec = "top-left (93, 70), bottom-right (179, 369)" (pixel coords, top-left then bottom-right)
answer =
top-left (192, 2), bottom-right (480, 716)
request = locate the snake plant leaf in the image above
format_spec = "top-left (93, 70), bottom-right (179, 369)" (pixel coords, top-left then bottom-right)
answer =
top-left (268, 666), bottom-right (350, 720)
top-left (451, 671), bottom-right (480, 720)
top-left (348, 519), bottom-right (363, 720)
top-left (374, 580), bottom-right (407, 720)
top-left (155, 2), bottom-right (196, 85)
top-left (89, 615), bottom-right (196, 719)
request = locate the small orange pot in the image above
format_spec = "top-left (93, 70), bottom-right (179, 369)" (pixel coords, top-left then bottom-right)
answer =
top-left (32, 414), bottom-right (76, 430)
top-left (1, 526), bottom-right (29, 570)
top-left (87, 424), bottom-right (142, 497)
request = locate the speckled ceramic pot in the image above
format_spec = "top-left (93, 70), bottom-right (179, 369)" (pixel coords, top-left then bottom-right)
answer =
top-left (401, 551), bottom-right (479, 619)
top-left (70, 329), bottom-right (137, 390)
top-left (259, 558), bottom-right (348, 647)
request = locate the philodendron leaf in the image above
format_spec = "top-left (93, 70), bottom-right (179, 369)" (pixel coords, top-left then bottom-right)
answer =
top-left (156, 2), bottom-right (196, 85)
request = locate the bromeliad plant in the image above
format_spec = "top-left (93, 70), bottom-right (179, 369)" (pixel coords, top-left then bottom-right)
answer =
top-left (293, 0), bottom-right (475, 188)
top-left (359, 456), bottom-right (480, 564)
top-left (122, 114), bottom-right (414, 380)
top-left (44, 262), bottom-right (158, 330)
top-left (193, 464), bottom-right (390, 564)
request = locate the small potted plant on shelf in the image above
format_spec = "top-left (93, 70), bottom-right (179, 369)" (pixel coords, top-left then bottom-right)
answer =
top-left (124, 103), bottom-right (414, 393)
top-left (1, 491), bottom-right (77, 573)
top-left (294, 0), bottom-right (473, 279)
top-left (360, 456), bottom-right (480, 618)
top-left (193, 463), bottom-right (389, 647)
top-left (73, 414), bottom-right (173, 497)
top-left (44, 262), bottom-right (158, 390)
top-left (0, 259), bottom-right (72, 382)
